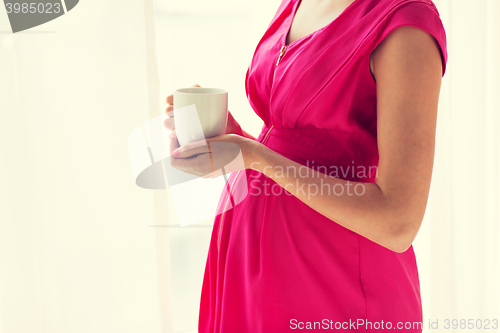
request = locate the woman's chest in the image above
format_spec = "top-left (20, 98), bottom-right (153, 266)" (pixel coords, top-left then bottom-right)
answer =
top-left (286, 0), bottom-right (357, 45)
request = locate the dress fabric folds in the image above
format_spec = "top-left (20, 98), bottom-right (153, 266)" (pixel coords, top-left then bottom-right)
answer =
top-left (199, 0), bottom-right (448, 332)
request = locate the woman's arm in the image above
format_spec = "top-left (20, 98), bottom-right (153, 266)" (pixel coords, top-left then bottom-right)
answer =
top-left (248, 26), bottom-right (443, 253)
top-left (170, 26), bottom-right (443, 253)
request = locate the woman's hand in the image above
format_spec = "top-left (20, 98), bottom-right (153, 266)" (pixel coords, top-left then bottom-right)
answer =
top-left (163, 83), bottom-right (246, 136)
top-left (168, 132), bottom-right (259, 179)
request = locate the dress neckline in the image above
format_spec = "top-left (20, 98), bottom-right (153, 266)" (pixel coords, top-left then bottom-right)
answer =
top-left (284, 0), bottom-right (362, 48)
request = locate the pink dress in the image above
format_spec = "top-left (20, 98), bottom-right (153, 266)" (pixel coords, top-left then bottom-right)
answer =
top-left (199, 0), bottom-right (448, 332)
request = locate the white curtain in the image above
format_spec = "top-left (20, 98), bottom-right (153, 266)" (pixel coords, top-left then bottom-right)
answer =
top-left (413, 0), bottom-right (500, 329)
top-left (0, 0), bottom-right (172, 332)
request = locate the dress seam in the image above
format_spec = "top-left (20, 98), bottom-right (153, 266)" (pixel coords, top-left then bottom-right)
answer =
top-left (217, 171), bottom-right (243, 251)
top-left (257, 182), bottom-right (269, 331)
top-left (274, 132), bottom-right (362, 153)
top-left (358, 234), bottom-right (368, 332)
top-left (353, 131), bottom-right (365, 181)
top-left (355, 98), bottom-right (376, 124)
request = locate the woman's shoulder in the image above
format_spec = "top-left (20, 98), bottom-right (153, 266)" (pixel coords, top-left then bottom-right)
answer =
top-left (361, 0), bottom-right (442, 20)
top-left (366, 0), bottom-right (448, 75)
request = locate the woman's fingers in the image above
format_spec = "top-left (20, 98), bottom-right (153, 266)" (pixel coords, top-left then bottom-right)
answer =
top-left (172, 140), bottom-right (209, 159)
top-left (165, 84), bottom-right (201, 128)
top-left (169, 130), bottom-right (180, 156)
top-left (166, 94), bottom-right (173, 105)
top-left (163, 117), bottom-right (175, 130)
top-left (169, 135), bottom-right (212, 176)
top-left (171, 154), bottom-right (212, 177)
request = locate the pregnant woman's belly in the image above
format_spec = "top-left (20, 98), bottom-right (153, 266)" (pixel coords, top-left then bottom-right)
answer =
top-left (213, 169), bottom-right (366, 332)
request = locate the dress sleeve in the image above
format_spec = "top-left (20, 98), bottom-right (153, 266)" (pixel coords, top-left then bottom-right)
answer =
top-left (369, 1), bottom-right (448, 77)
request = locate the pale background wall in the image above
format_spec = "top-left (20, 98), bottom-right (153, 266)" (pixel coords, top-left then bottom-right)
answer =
top-left (414, 0), bottom-right (500, 325)
top-left (0, 1), bottom-right (164, 332)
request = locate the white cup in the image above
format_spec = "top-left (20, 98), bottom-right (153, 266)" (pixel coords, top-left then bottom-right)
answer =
top-left (173, 87), bottom-right (228, 147)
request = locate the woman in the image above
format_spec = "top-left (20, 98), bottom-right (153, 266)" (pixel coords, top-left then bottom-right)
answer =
top-left (164, 0), bottom-right (447, 331)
